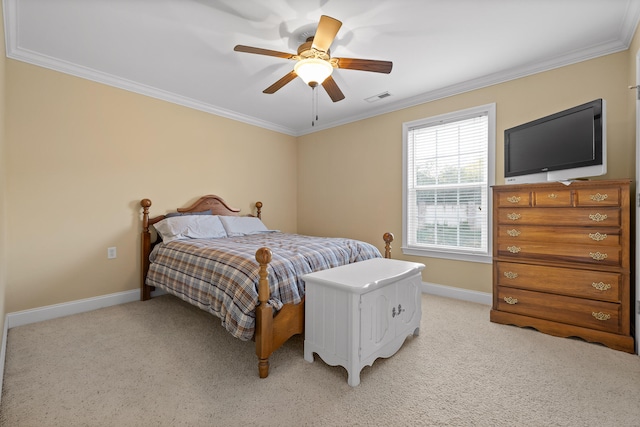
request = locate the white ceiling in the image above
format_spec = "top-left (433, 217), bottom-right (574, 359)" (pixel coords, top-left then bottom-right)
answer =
top-left (5, 0), bottom-right (640, 136)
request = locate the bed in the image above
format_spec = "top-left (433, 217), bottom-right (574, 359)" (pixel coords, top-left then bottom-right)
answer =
top-left (140, 195), bottom-right (394, 378)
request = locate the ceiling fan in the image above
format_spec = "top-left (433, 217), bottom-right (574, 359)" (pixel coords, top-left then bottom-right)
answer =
top-left (234, 15), bottom-right (393, 103)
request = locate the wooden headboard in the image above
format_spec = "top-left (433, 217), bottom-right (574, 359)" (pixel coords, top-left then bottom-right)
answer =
top-left (140, 195), bottom-right (262, 300)
top-left (143, 195), bottom-right (262, 227)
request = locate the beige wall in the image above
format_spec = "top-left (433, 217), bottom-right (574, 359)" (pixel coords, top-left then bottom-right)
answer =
top-left (2, 22), bottom-right (640, 314)
top-left (0, 4), bottom-right (7, 333)
top-left (297, 51), bottom-right (635, 293)
top-left (4, 61), bottom-right (297, 313)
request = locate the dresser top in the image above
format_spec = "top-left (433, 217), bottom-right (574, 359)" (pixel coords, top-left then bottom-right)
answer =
top-left (493, 179), bottom-right (630, 192)
top-left (301, 258), bottom-right (425, 293)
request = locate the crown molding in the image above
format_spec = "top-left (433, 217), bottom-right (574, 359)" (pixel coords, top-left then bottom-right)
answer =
top-left (5, 0), bottom-right (640, 137)
top-left (7, 46), bottom-right (298, 136)
top-left (297, 36), bottom-right (633, 135)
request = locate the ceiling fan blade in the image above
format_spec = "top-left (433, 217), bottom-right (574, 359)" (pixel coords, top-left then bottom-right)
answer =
top-left (334, 58), bottom-right (393, 74)
top-left (234, 45), bottom-right (295, 59)
top-left (263, 71), bottom-right (298, 94)
top-left (311, 15), bottom-right (342, 53)
top-left (322, 76), bottom-right (345, 102)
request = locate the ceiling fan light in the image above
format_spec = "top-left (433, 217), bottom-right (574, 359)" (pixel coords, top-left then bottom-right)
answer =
top-left (294, 58), bottom-right (333, 86)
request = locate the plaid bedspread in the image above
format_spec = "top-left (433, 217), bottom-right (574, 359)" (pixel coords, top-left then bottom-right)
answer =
top-left (146, 232), bottom-right (382, 340)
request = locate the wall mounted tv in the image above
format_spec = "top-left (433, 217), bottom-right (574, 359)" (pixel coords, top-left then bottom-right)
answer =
top-left (504, 99), bottom-right (606, 184)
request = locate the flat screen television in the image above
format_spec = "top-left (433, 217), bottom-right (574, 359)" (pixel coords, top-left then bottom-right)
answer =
top-left (504, 99), bottom-right (606, 184)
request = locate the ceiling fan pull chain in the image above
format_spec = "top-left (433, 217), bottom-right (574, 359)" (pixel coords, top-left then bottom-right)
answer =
top-left (311, 85), bottom-right (318, 126)
top-left (315, 85), bottom-right (319, 122)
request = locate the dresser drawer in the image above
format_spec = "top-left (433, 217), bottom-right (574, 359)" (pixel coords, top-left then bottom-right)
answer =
top-left (497, 207), bottom-right (620, 227)
top-left (497, 225), bottom-right (620, 246)
top-left (575, 187), bottom-right (620, 207)
top-left (496, 191), bottom-right (531, 207)
top-left (532, 189), bottom-right (572, 207)
top-left (496, 242), bottom-right (621, 266)
top-left (496, 287), bottom-right (622, 333)
top-left (496, 262), bottom-right (621, 302)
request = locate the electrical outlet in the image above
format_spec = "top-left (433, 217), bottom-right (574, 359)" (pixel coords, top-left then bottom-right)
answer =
top-left (107, 247), bottom-right (117, 259)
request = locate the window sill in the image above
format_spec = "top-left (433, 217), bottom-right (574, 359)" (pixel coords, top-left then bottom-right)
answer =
top-left (401, 246), bottom-right (492, 264)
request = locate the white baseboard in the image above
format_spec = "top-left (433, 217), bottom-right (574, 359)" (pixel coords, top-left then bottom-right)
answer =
top-left (4, 283), bottom-right (482, 329)
top-left (6, 289), bottom-right (141, 329)
top-left (422, 281), bottom-right (492, 306)
top-left (2, 282), bottom-right (484, 332)
top-left (6, 289), bottom-right (168, 330)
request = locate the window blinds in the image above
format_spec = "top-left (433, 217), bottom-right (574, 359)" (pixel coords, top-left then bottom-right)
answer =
top-left (406, 113), bottom-right (489, 254)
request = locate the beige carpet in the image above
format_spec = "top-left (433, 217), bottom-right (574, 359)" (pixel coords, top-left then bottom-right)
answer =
top-left (1, 293), bottom-right (639, 426)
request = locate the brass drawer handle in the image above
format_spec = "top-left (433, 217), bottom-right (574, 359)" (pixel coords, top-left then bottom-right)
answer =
top-left (547, 193), bottom-right (558, 199)
top-left (590, 193), bottom-right (608, 202)
top-left (506, 229), bottom-right (521, 237)
top-left (588, 232), bottom-right (607, 241)
top-left (589, 252), bottom-right (608, 261)
top-left (588, 213), bottom-right (608, 222)
top-left (506, 213), bottom-right (521, 220)
top-left (592, 282), bottom-right (612, 291)
top-left (592, 311), bottom-right (611, 321)
top-left (503, 271), bottom-right (518, 279)
top-left (506, 196), bottom-right (521, 204)
top-left (504, 296), bottom-right (518, 305)
top-left (507, 246), bottom-right (521, 254)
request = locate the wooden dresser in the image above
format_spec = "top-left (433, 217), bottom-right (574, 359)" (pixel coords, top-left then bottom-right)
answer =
top-left (490, 180), bottom-right (634, 353)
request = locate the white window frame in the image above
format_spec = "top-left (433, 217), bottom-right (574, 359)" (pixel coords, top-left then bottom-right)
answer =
top-left (402, 103), bottom-right (496, 263)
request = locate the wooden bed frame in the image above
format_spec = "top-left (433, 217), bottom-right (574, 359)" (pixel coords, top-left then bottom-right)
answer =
top-left (140, 195), bottom-right (394, 378)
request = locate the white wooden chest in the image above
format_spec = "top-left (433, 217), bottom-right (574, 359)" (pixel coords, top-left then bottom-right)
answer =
top-left (302, 258), bottom-right (425, 386)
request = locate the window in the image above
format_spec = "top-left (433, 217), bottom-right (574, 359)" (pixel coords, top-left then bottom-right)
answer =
top-left (402, 103), bottom-right (495, 263)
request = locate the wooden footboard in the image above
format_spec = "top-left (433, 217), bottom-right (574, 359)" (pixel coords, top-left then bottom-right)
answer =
top-left (140, 196), bottom-right (394, 379)
top-left (254, 247), bottom-right (305, 378)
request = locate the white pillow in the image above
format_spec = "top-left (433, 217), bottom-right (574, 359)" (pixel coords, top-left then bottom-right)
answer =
top-left (219, 216), bottom-right (271, 237)
top-left (154, 215), bottom-right (227, 243)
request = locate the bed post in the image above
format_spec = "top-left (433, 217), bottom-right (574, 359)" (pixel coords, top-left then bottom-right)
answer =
top-left (255, 201), bottom-right (262, 219)
top-left (255, 247), bottom-right (273, 378)
top-left (383, 232), bottom-right (394, 259)
top-left (140, 199), bottom-right (153, 301)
